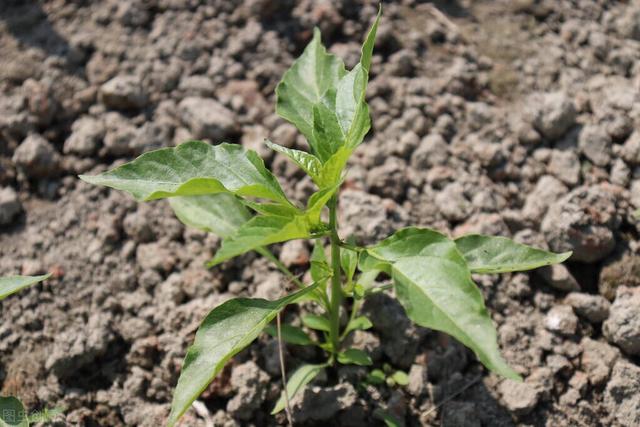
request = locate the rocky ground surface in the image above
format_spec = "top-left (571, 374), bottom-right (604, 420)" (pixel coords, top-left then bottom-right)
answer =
top-left (1, 0), bottom-right (640, 426)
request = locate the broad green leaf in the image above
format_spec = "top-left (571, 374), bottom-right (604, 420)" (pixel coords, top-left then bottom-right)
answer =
top-left (337, 348), bottom-right (372, 366)
top-left (272, 364), bottom-right (325, 414)
top-left (264, 324), bottom-right (313, 346)
top-left (455, 235), bottom-right (572, 274)
top-left (366, 227), bottom-right (457, 261)
top-left (276, 28), bottom-right (346, 154)
top-left (80, 141), bottom-right (293, 206)
top-left (242, 200), bottom-right (301, 218)
top-left (169, 193), bottom-right (251, 238)
top-left (208, 215), bottom-right (311, 266)
top-left (392, 255), bottom-right (520, 380)
top-left (312, 100), bottom-right (347, 161)
top-left (363, 228), bottom-right (520, 380)
top-left (0, 396), bottom-right (28, 427)
top-left (0, 274), bottom-right (50, 301)
top-left (168, 284), bottom-right (318, 426)
top-left (265, 140), bottom-right (322, 182)
top-left (302, 314), bottom-right (331, 332)
top-left (343, 315), bottom-right (372, 336)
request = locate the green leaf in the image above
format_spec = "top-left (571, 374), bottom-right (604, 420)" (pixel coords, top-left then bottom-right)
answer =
top-left (317, 145), bottom-right (352, 187)
top-left (337, 348), bottom-right (372, 366)
top-left (0, 396), bottom-right (28, 427)
top-left (208, 215), bottom-right (311, 266)
top-left (390, 370), bottom-right (409, 386)
top-left (301, 314), bottom-right (331, 332)
top-left (360, 6), bottom-right (382, 73)
top-left (343, 316), bottom-right (373, 337)
top-left (392, 255), bottom-right (520, 380)
top-left (272, 363), bottom-right (326, 414)
top-left (264, 324), bottom-right (313, 346)
top-left (80, 141), bottom-right (293, 206)
top-left (207, 184), bottom-right (336, 266)
top-left (455, 235), bottom-right (572, 274)
top-left (265, 140), bottom-right (322, 182)
top-left (0, 274), bottom-right (50, 301)
top-left (363, 228), bottom-right (520, 380)
top-left (340, 243), bottom-right (358, 282)
top-left (276, 28), bottom-right (346, 155)
top-left (169, 193), bottom-right (252, 238)
top-left (366, 369), bottom-right (386, 385)
top-left (168, 284), bottom-right (318, 427)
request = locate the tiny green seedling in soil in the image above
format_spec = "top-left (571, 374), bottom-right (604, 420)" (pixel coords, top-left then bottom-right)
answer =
top-left (80, 8), bottom-right (571, 426)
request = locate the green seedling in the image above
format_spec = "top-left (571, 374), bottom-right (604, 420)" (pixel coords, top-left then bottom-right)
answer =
top-left (364, 364), bottom-right (409, 388)
top-left (80, 8), bottom-right (570, 426)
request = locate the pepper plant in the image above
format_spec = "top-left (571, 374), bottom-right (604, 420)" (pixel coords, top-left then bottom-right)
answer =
top-left (80, 9), bottom-right (570, 426)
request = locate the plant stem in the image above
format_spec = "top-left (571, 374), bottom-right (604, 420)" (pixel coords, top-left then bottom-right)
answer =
top-left (328, 194), bottom-right (342, 359)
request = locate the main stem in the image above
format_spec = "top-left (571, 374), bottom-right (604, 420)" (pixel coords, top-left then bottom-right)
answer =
top-left (328, 194), bottom-right (342, 359)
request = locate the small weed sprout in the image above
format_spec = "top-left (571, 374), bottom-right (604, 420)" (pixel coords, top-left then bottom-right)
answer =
top-left (81, 9), bottom-right (570, 426)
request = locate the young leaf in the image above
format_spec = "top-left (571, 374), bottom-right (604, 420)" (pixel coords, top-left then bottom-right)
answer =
top-left (301, 314), bottom-right (331, 332)
top-left (0, 274), bottom-right (50, 301)
top-left (208, 215), bottom-right (311, 266)
top-left (275, 29), bottom-right (347, 155)
top-left (337, 348), bottom-right (373, 366)
top-left (455, 235), bottom-right (572, 274)
top-left (272, 364), bottom-right (326, 414)
top-left (392, 255), bottom-right (520, 380)
top-left (264, 324), bottom-right (313, 346)
top-left (80, 141), bottom-right (293, 206)
top-left (169, 193), bottom-right (252, 238)
top-left (360, 6), bottom-right (382, 73)
top-left (0, 396), bottom-right (28, 427)
top-left (340, 243), bottom-right (358, 282)
top-left (366, 369), bottom-right (386, 385)
top-left (168, 284), bottom-right (318, 427)
top-left (389, 370), bottom-right (409, 386)
top-left (265, 140), bottom-right (322, 182)
top-left (343, 315), bottom-right (373, 336)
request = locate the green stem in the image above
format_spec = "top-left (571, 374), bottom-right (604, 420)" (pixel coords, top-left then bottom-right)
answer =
top-left (258, 247), bottom-right (304, 289)
top-left (328, 194), bottom-right (342, 359)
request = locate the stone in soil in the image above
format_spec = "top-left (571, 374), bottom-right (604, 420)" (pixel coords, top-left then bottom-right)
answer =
top-left (544, 305), bottom-right (578, 336)
top-left (12, 134), bottom-right (61, 178)
top-left (100, 75), bottom-right (148, 110)
top-left (178, 97), bottom-right (237, 141)
top-left (525, 91), bottom-right (576, 141)
top-left (580, 337), bottom-right (620, 386)
top-left (603, 286), bottom-right (640, 356)
top-left (0, 186), bottom-right (22, 226)
top-left (565, 292), bottom-right (610, 323)
top-left (541, 185), bottom-right (619, 262)
top-left (226, 361), bottom-right (270, 420)
top-left (604, 359), bottom-right (640, 426)
top-left (498, 379), bottom-right (541, 416)
top-left (291, 382), bottom-right (357, 423)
